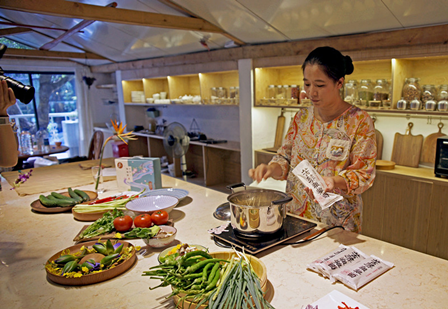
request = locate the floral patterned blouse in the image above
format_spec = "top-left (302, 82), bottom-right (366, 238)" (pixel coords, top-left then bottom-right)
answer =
top-left (270, 105), bottom-right (377, 233)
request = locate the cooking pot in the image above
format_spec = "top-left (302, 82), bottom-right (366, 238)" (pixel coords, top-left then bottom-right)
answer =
top-left (227, 183), bottom-right (292, 236)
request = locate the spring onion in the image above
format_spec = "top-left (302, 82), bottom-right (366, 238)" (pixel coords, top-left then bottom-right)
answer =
top-left (73, 192), bottom-right (139, 213)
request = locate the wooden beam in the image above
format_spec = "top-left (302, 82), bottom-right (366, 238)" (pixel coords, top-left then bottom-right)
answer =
top-left (39, 2), bottom-right (117, 51)
top-left (0, 0), bottom-right (224, 33)
top-left (0, 27), bottom-right (32, 37)
top-left (4, 48), bottom-right (108, 60)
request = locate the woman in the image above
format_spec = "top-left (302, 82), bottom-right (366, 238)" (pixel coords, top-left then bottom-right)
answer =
top-left (249, 46), bottom-right (377, 233)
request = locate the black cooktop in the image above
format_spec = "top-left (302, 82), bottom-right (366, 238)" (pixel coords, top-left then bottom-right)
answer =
top-left (212, 216), bottom-right (317, 254)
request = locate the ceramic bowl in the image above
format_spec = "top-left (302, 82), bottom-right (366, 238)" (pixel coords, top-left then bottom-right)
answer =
top-left (143, 225), bottom-right (177, 248)
top-left (125, 195), bottom-right (179, 215)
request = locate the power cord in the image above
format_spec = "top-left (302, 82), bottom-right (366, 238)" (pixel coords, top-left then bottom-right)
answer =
top-left (280, 225), bottom-right (345, 245)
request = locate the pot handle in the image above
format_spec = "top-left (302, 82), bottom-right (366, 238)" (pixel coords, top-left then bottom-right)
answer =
top-left (226, 183), bottom-right (246, 193)
top-left (271, 196), bottom-right (293, 218)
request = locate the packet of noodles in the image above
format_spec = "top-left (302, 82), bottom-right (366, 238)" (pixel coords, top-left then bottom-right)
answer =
top-left (315, 246), bottom-right (369, 283)
top-left (307, 244), bottom-right (350, 275)
top-left (332, 255), bottom-right (394, 290)
top-left (292, 160), bottom-right (343, 209)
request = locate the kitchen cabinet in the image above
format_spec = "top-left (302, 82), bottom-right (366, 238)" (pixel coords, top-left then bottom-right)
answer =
top-left (129, 133), bottom-right (241, 193)
top-left (121, 70), bottom-right (239, 105)
top-left (361, 166), bottom-right (448, 260)
top-left (254, 56), bottom-right (448, 116)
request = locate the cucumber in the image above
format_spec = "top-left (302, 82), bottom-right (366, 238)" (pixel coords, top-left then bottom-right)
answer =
top-left (74, 189), bottom-right (90, 202)
top-left (68, 187), bottom-right (83, 203)
top-left (39, 195), bottom-right (75, 207)
top-left (50, 192), bottom-right (77, 203)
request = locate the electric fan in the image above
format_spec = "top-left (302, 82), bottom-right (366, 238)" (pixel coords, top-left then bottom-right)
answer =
top-left (163, 122), bottom-right (190, 181)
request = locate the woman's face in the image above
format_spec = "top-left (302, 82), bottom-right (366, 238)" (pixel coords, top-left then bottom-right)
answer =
top-left (303, 64), bottom-right (343, 108)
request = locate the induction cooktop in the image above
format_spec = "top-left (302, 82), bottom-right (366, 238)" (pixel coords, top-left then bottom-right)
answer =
top-left (212, 216), bottom-right (317, 255)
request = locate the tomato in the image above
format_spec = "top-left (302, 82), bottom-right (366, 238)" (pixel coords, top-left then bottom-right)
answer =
top-left (113, 215), bottom-right (133, 232)
top-left (134, 214), bottom-right (152, 228)
top-left (151, 210), bottom-right (169, 225)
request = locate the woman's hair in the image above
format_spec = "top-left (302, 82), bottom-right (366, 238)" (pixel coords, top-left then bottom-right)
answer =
top-left (302, 46), bottom-right (354, 82)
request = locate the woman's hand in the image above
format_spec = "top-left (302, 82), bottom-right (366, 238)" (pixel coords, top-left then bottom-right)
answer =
top-left (248, 163), bottom-right (282, 183)
top-left (304, 176), bottom-right (344, 202)
top-left (0, 80), bottom-right (16, 116)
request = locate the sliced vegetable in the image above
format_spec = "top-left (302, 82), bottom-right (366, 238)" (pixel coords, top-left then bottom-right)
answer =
top-left (124, 226), bottom-right (160, 239)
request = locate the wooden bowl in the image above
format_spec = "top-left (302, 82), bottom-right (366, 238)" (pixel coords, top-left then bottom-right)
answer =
top-left (31, 190), bottom-right (97, 214)
top-left (45, 240), bottom-right (136, 286)
top-left (172, 251), bottom-right (267, 308)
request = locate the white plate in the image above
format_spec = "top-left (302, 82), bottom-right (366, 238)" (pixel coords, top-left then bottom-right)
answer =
top-left (126, 195), bottom-right (179, 214)
top-left (310, 290), bottom-right (369, 309)
top-left (141, 188), bottom-right (189, 200)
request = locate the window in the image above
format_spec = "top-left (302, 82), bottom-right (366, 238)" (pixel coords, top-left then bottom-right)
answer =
top-left (5, 71), bottom-right (79, 157)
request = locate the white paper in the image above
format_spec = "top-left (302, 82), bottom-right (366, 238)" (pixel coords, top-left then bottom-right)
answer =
top-left (292, 160), bottom-right (343, 209)
top-left (309, 290), bottom-right (370, 309)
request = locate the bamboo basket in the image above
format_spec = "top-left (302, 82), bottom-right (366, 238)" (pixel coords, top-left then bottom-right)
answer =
top-left (172, 251), bottom-right (268, 309)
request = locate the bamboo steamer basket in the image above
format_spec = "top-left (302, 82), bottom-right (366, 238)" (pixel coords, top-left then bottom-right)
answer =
top-left (172, 251), bottom-right (268, 309)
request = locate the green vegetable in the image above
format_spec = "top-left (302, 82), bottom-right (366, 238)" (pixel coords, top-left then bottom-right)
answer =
top-left (205, 266), bottom-right (220, 291)
top-left (93, 243), bottom-right (108, 255)
top-left (184, 258), bottom-right (228, 274)
top-left (100, 253), bottom-right (120, 266)
top-left (73, 191), bottom-right (141, 213)
top-left (80, 262), bottom-right (94, 270)
top-left (68, 187), bottom-right (83, 203)
top-left (74, 189), bottom-right (90, 202)
top-left (78, 208), bottom-right (123, 239)
top-left (124, 226), bottom-right (160, 239)
top-left (39, 195), bottom-right (75, 207)
top-left (54, 254), bottom-right (78, 264)
top-left (51, 192), bottom-right (76, 202)
top-left (207, 263), bottom-right (220, 284)
top-left (62, 260), bottom-right (78, 274)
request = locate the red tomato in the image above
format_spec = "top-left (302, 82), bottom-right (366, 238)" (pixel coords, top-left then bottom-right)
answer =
top-left (113, 215), bottom-right (133, 232)
top-left (151, 210), bottom-right (169, 225)
top-left (134, 214), bottom-right (152, 228)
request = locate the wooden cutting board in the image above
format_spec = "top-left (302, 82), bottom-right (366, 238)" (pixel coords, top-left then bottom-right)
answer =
top-left (263, 111), bottom-right (285, 153)
top-left (391, 122), bottom-right (424, 168)
top-left (420, 122), bottom-right (446, 165)
top-left (375, 129), bottom-right (383, 160)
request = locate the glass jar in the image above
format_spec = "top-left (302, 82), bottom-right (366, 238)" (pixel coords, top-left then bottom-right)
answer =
top-left (276, 85), bottom-right (285, 99)
top-left (358, 79), bottom-right (373, 106)
top-left (402, 78), bottom-right (421, 102)
top-left (438, 100), bottom-right (448, 112)
top-left (409, 97), bottom-right (421, 110)
top-left (229, 87), bottom-right (236, 98)
top-left (217, 87), bottom-right (227, 98)
top-left (267, 85), bottom-right (276, 98)
top-left (438, 84), bottom-right (448, 101)
top-left (422, 84), bottom-right (436, 104)
top-left (290, 85), bottom-right (299, 99)
top-left (211, 87), bottom-right (218, 98)
top-left (283, 85), bottom-right (292, 99)
top-left (344, 79), bottom-right (358, 104)
top-left (373, 79), bottom-right (389, 103)
top-left (425, 99), bottom-right (437, 111)
top-left (396, 97), bottom-right (407, 110)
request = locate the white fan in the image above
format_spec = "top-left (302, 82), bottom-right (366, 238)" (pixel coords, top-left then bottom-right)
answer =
top-left (163, 122), bottom-right (190, 181)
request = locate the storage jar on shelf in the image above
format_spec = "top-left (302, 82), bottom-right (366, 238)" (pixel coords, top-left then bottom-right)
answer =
top-left (422, 84), bottom-right (437, 104)
top-left (358, 79), bottom-right (373, 107)
top-left (438, 84), bottom-right (448, 101)
top-left (402, 78), bottom-right (421, 103)
top-left (409, 98), bottom-right (422, 110)
top-left (396, 97), bottom-right (407, 110)
top-left (438, 100), bottom-right (448, 112)
top-left (344, 79), bottom-right (358, 104)
top-left (373, 79), bottom-right (389, 104)
top-left (425, 99), bottom-right (437, 111)
top-left (290, 85), bottom-right (300, 100)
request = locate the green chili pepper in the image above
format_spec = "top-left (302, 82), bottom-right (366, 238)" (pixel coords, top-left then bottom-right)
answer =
top-left (184, 258), bottom-right (228, 274)
top-left (207, 262), bottom-right (220, 284)
top-left (205, 268), bottom-right (220, 291)
top-left (202, 262), bottom-right (214, 282)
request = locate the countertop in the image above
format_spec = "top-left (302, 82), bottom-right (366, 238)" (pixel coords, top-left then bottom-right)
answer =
top-left (1, 173), bottom-right (448, 308)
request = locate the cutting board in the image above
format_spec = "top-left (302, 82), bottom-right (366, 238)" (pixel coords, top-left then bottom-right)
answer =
top-left (375, 129), bottom-right (383, 160)
top-left (420, 122), bottom-right (446, 165)
top-left (391, 122), bottom-right (423, 168)
top-left (263, 111), bottom-right (285, 153)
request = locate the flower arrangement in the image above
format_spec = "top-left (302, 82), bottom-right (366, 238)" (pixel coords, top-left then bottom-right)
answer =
top-left (94, 120), bottom-right (136, 191)
top-left (10, 169), bottom-right (33, 190)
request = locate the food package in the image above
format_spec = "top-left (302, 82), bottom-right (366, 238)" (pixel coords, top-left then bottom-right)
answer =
top-left (115, 157), bottom-right (162, 191)
top-left (292, 159), bottom-right (343, 209)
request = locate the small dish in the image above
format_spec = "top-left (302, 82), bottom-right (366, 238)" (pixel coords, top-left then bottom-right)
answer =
top-left (126, 195), bottom-right (179, 215)
top-left (31, 190), bottom-right (97, 214)
top-left (158, 244), bottom-right (208, 264)
top-left (143, 225), bottom-right (177, 248)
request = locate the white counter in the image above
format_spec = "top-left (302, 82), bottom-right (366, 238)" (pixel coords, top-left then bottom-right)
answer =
top-left (1, 174), bottom-right (447, 308)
